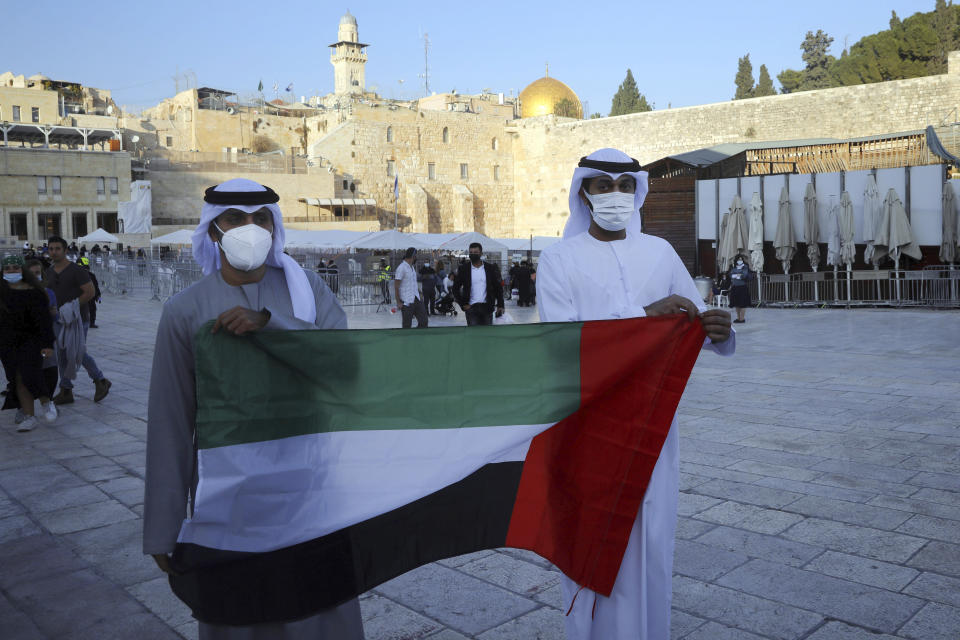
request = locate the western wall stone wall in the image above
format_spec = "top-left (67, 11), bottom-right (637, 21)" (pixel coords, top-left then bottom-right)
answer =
top-left (512, 65), bottom-right (960, 237)
top-left (309, 105), bottom-right (515, 235)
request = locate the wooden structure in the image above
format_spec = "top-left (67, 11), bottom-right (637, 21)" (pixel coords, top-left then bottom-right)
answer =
top-left (641, 176), bottom-right (697, 273)
top-left (699, 131), bottom-right (936, 179)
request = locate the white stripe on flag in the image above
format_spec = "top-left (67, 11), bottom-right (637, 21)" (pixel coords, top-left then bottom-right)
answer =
top-left (177, 422), bottom-right (554, 552)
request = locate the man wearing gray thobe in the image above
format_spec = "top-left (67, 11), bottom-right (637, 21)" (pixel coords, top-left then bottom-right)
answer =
top-left (143, 179), bottom-right (364, 639)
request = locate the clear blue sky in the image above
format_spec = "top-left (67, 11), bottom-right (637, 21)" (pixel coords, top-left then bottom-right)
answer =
top-left (3, 0), bottom-right (940, 115)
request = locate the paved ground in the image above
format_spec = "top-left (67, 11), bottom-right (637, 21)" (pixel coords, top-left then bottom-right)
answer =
top-left (1, 294), bottom-right (959, 639)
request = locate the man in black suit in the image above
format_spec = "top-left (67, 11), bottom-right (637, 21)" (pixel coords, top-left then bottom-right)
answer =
top-left (453, 242), bottom-right (504, 326)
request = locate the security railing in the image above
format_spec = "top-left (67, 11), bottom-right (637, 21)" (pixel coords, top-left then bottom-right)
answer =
top-left (90, 257), bottom-right (399, 307)
top-left (754, 268), bottom-right (960, 308)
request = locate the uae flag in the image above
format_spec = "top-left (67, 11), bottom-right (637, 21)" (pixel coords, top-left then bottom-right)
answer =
top-left (169, 315), bottom-right (706, 625)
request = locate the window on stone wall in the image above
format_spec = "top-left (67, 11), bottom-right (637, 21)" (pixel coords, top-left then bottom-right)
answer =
top-left (12, 105), bottom-right (21, 121)
top-left (10, 213), bottom-right (28, 240)
top-left (51, 176), bottom-right (61, 195)
top-left (460, 163), bottom-right (468, 180)
top-left (442, 127), bottom-right (449, 143)
top-left (109, 178), bottom-right (119, 195)
top-left (428, 163), bottom-right (436, 180)
top-left (72, 212), bottom-right (88, 238)
top-left (491, 137), bottom-right (498, 150)
top-left (97, 211), bottom-right (119, 233)
top-left (37, 176), bottom-right (47, 195)
top-left (386, 126), bottom-right (393, 142)
top-left (97, 177), bottom-right (105, 195)
top-left (31, 107), bottom-right (40, 123)
top-left (166, 136), bottom-right (173, 147)
top-left (494, 165), bottom-right (500, 181)
top-left (387, 160), bottom-right (395, 177)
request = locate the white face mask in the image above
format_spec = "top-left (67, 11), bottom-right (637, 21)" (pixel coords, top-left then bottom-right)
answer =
top-left (3, 272), bottom-right (22, 283)
top-left (215, 222), bottom-right (273, 271)
top-left (736, 260), bottom-right (744, 267)
top-left (584, 191), bottom-right (636, 231)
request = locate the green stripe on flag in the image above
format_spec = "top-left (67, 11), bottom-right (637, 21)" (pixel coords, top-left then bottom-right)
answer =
top-left (194, 322), bottom-right (583, 448)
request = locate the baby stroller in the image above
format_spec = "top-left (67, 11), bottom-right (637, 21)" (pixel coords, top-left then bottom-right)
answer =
top-left (435, 290), bottom-right (458, 316)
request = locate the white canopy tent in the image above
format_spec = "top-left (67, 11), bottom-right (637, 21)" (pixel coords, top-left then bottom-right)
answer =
top-left (78, 228), bottom-right (120, 244)
top-left (437, 232), bottom-right (508, 252)
top-left (350, 230), bottom-right (434, 251)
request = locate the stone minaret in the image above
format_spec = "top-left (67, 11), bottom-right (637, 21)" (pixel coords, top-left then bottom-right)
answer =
top-left (329, 10), bottom-right (368, 95)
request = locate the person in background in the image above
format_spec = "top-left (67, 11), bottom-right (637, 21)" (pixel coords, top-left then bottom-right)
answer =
top-left (25, 259), bottom-right (60, 421)
top-left (419, 260), bottom-right (438, 315)
top-left (453, 242), bottom-right (504, 326)
top-left (78, 257), bottom-right (102, 328)
top-left (394, 247), bottom-right (428, 328)
top-left (377, 258), bottom-right (392, 304)
top-left (727, 254), bottom-right (754, 323)
top-left (1, 255), bottom-right (57, 432)
top-left (44, 237), bottom-right (111, 404)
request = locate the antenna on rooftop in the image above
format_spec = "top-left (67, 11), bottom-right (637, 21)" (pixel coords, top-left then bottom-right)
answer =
top-left (418, 32), bottom-right (431, 96)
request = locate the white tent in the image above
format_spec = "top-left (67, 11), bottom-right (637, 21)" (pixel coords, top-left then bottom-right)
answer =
top-left (351, 229), bottom-right (434, 251)
top-left (78, 228), bottom-right (120, 244)
top-left (409, 233), bottom-right (463, 249)
top-left (150, 229), bottom-right (194, 245)
top-left (437, 232), bottom-right (508, 252)
top-left (283, 229), bottom-right (374, 249)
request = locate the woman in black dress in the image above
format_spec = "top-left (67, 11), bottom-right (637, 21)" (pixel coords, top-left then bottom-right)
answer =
top-left (727, 254), bottom-right (754, 324)
top-left (1, 255), bottom-right (57, 432)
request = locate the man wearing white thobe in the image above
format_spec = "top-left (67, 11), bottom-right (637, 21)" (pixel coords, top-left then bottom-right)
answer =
top-left (537, 148), bottom-right (735, 640)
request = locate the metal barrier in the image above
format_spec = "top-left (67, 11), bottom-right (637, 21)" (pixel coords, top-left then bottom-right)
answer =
top-left (96, 258), bottom-right (958, 309)
top-left (757, 268), bottom-right (960, 308)
top-left (90, 258), bottom-right (392, 307)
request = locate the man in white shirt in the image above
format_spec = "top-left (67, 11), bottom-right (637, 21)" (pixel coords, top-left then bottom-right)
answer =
top-left (394, 247), bottom-right (428, 328)
top-left (453, 243), bottom-right (504, 325)
top-left (538, 148), bottom-right (734, 640)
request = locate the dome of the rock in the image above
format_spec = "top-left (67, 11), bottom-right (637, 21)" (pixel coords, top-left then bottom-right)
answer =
top-left (519, 75), bottom-right (582, 119)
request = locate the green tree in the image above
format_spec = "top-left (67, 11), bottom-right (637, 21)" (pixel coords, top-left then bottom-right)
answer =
top-left (553, 98), bottom-right (580, 118)
top-left (755, 64), bottom-right (776, 96)
top-left (800, 29), bottom-right (836, 89)
top-left (589, 112), bottom-right (603, 119)
top-left (734, 54), bottom-right (755, 99)
top-left (609, 69), bottom-right (651, 116)
top-left (930, 0), bottom-right (958, 71)
top-left (777, 68), bottom-right (804, 94)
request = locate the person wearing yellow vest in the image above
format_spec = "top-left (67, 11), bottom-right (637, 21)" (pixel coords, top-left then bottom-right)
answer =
top-left (376, 258), bottom-right (392, 304)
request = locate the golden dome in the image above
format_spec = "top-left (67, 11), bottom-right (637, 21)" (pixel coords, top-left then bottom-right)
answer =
top-left (519, 75), bottom-right (582, 119)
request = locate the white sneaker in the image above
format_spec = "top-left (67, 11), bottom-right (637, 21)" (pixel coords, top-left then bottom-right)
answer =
top-left (16, 416), bottom-right (38, 432)
top-left (14, 408), bottom-right (26, 425)
top-left (40, 401), bottom-right (58, 424)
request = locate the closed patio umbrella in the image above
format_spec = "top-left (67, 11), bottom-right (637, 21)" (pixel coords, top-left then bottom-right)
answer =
top-left (838, 191), bottom-right (856, 267)
top-left (876, 188), bottom-right (921, 266)
top-left (803, 183), bottom-right (820, 271)
top-left (748, 192), bottom-right (764, 272)
top-left (941, 181), bottom-right (957, 264)
top-left (863, 175), bottom-right (883, 265)
top-left (718, 195), bottom-right (748, 273)
top-left (773, 186), bottom-right (796, 274)
top-left (826, 199), bottom-right (842, 268)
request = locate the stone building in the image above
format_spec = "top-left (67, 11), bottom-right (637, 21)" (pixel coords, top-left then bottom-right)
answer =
top-left (0, 146), bottom-right (132, 246)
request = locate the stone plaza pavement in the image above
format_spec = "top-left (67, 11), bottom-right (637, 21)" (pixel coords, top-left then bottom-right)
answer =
top-left (1, 294), bottom-right (959, 640)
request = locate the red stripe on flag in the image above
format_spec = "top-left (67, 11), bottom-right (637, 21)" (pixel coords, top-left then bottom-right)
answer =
top-left (505, 315), bottom-right (706, 595)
